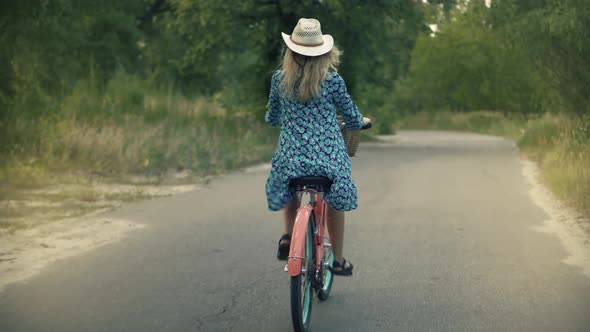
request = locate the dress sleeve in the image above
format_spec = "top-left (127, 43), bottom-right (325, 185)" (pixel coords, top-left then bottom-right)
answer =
top-left (265, 71), bottom-right (282, 127)
top-left (332, 73), bottom-right (363, 130)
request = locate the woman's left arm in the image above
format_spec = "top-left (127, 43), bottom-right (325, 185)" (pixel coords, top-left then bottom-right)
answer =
top-left (333, 74), bottom-right (363, 130)
top-left (265, 71), bottom-right (282, 127)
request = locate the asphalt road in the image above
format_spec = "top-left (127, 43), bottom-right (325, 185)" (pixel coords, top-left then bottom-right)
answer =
top-left (1, 131), bottom-right (590, 332)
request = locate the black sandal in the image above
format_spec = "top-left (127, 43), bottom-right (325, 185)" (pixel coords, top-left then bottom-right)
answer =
top-left (277, 234), bottom-right (291, 260)
top-left (332, 258), bottom-right (353, 276)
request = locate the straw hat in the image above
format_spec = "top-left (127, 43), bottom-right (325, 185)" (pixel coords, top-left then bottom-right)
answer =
top-left (281, 18), bottom-right (334, 57)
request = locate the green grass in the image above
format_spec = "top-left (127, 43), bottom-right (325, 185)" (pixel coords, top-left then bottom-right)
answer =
top-left (0, 72), bottom-right (277, 187)
top-left (399, 111), bottom-right (590, 213)
top-left (519, 114), bottom-right (590, 212)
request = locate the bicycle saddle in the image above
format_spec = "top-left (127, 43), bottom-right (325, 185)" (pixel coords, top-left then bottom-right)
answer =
top-left (289, 176), bottom-right (332, 191)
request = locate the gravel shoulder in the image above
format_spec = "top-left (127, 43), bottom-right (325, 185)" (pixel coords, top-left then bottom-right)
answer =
top-left (0, 179), bottom-right (198, 292)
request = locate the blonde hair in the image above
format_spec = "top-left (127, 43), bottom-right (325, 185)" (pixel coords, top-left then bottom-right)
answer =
top-left (280, 47), bottom-right (341, 102)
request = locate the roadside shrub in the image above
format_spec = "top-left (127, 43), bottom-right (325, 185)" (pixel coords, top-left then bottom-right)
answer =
top-left (518, 114), bottom-right (567, 151)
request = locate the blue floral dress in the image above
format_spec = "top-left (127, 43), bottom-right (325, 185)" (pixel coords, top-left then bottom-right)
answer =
top-left (265, 70), bottom-right (364, 211)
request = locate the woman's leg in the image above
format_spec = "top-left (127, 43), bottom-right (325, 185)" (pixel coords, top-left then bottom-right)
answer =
top-left (277, 197), bottom-right (300, 260)
top-left (327, 206), bottom-right (345, 261)
top-left (283, 197), bottom-right (300, 236)
top-left (327, 205), bottom-right (353, 273)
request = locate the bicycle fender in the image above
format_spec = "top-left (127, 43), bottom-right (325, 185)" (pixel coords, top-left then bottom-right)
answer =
top-left (288, 205), bottom-right (313, 276)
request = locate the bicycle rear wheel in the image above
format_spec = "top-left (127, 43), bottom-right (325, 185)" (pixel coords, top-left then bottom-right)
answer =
top-left (290, 215), bottom-right (314, 332)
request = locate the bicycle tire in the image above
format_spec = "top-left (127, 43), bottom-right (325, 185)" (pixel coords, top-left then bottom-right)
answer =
top-left (317, 235), bottom-right (334, 301)
top-left (290, 215), bottom-right (314, 332)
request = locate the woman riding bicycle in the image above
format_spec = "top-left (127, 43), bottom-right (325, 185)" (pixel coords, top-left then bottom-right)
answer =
top-left (265, 18), bottom-right (370, 276)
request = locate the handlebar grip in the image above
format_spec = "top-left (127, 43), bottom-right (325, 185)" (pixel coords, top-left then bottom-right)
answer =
top-left (361, 122), bottom-right (372, 130)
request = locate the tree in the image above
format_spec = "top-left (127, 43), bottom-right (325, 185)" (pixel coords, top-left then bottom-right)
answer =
top-left (490, 0), bottom-right (590, 114)
top-left (394, 0), bottom-right (541, 113)
top-left (163, 0), bottom-right (424, 106)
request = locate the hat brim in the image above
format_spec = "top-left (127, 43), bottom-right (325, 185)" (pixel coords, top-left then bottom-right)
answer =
top-left (281, 32), bottom-right (334, 57)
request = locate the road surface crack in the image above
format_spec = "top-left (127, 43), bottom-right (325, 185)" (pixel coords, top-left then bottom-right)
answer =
top-left (195, 266), bottom-right (275, 330)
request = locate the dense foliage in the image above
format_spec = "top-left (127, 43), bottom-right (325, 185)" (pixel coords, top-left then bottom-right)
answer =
top-left (394, 0), bottom-right (590, 116)
top-left (0, 0), bottom-right (423, 115)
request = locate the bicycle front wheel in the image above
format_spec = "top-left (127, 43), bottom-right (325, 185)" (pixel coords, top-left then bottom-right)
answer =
top-left (290, 215), bottom-right (314, 332)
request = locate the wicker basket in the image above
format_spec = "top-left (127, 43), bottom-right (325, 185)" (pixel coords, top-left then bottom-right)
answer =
top-left (337, 116), bottom-right (361, 157)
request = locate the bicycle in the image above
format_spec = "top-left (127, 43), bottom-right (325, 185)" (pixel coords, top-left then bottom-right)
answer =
top-left (285, 120), bottom-right (371, 332)
top-left (286, 176), bottom-right (335, 332)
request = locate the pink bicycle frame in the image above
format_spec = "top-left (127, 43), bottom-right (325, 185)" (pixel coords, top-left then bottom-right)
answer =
top-left (287, 191), bottom-right (328, 276)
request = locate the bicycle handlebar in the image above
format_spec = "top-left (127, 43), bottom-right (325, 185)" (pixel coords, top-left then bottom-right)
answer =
top-left (340, 117), bottom-right (372, 130)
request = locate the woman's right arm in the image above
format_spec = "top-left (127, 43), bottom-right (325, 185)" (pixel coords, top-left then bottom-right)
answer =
top-left (265, 71), bottom-right (282, 127)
